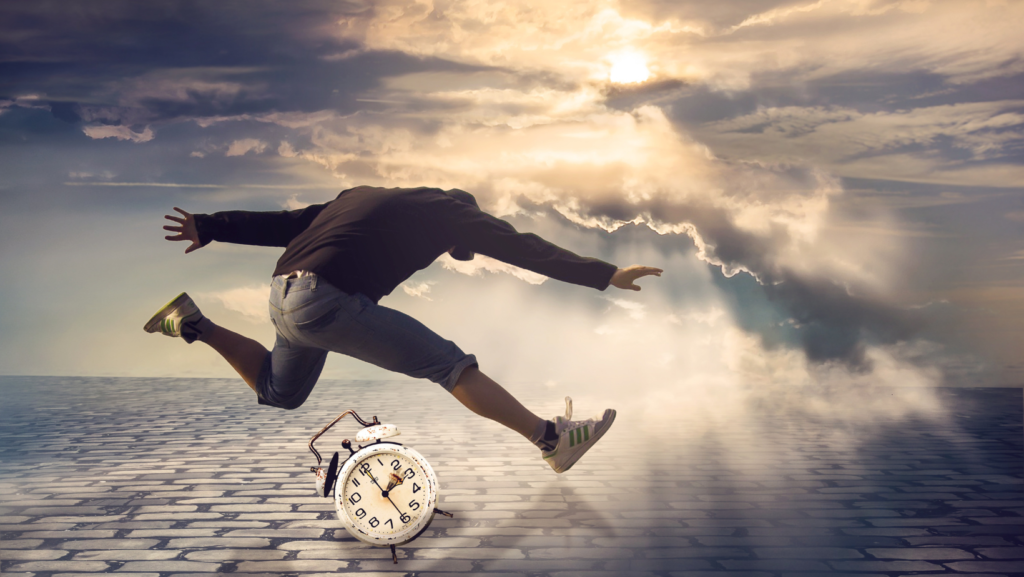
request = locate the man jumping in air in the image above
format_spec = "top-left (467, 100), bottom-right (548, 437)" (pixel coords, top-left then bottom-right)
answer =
top-left (145, 186), bottom-right (662, 473)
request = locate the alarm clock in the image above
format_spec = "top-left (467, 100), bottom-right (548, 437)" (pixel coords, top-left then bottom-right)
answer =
top-left (308, 410), bottom-right (453, 563)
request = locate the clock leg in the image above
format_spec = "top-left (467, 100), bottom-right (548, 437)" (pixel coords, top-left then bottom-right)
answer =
top-left (434, 508), bottom-right (455, 518)
top-left (390, 544), bottom-right (397, 564)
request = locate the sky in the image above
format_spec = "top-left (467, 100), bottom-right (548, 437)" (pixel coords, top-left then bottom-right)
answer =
top-left (1, 0), bottom-right (1023, 425)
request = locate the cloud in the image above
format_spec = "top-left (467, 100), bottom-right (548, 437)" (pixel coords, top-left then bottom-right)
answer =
top-left (82, 124), bottom-right (154, 143)
top-left (439, 253), bottom-right (548, 285)
top-left (401, 281), bottom-right (435, 300)
top-left (282, 193), bottom-right (312, 210)
top-left (197, 285), bottom-right (270, 323)
top-left (602, 296), bottom-right (647, 320)
top-left (225, 138), bottom-right (268, 156)
top-left (401, 254), bottom-right (948, 443)
top-left (338, 0), bottom-right (1024, 90)
top-left (698, 101), bottom-right (1024, 186)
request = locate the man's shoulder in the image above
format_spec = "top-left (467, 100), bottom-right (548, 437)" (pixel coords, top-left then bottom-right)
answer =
top-left (337, 185), bottom-right (456, 200)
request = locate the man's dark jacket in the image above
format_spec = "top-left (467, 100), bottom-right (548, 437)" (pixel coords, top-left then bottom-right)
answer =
top-left (194, 186), bottom-right (617, 303)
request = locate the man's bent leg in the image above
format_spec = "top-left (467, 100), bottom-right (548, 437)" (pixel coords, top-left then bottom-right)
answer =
top-left (450, 366), bottom-right (545, 441)
top-left (202, 324), bottom-right (268, 393)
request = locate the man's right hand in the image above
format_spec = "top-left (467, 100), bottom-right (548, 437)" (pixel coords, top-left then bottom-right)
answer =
top-left (163, 207), bottom-right (202, 254)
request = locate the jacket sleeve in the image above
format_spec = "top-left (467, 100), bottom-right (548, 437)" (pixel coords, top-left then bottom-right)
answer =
top-left (193, 203), bottom-right (329, 248)
top-left (446, 200), bottom-right (618, 291)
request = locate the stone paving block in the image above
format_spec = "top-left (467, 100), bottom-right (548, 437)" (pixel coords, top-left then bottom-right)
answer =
top-left (643, 547), bottom-right (752, 558)
top-left (944, 561), bottom-right (1024, 572)
top-left (719, 559), bottom-right (832, 571)
top-left (865, 547), bottom-right (975, 560)
top-left (828, 559), bottom-right (945, 571)
top-left (415, 548), bottom-right (526, 559)
top-left (532, 549), bottom-right (634, 557)
top-left (184, 550), bottom-right (287, 561)
top-left (231, 560), bottom-right (351, 572)
top-left (357, 559), bottom-right (474, 571)
top-left (669, 572), bottom-right (774, 577)
top-left (754, 547), bottom-right (864, 559)
top-left (0, 550), bottom-right (68, 561)
top-left (222, 528), bottom-right (323, 538)
top-left (73, 551), bottom-right (182, 561)
top-left (976, 547), bottom-right (1024, 559)
top-left (7, 561), bottom-right (111, 572)
top-left (0, 539), bottom-right (45, 549)
top-left (59, 540), bottom-right (161, 550)
top-left (56, 574), bottom-right (158, 577)
top-left (125, 529), bottom-right (218, 537)
top-left (476, 559), bottom-right (597, 571)
top-left (116, 561), bottom-right (223, 572)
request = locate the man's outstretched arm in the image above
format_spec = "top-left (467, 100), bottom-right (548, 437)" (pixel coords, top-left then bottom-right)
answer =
top-left (445, 200), bottom-right (662, 291)
top-left (163, 203), bottom-right (329, 251)
top-left (163, 207), bottom-right (203, 253)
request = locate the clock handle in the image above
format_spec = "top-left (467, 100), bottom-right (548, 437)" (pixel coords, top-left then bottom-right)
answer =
top-left (308, 409), bottom-right (381, 468)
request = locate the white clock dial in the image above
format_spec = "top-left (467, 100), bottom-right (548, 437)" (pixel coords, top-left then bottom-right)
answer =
top-left (335, 443), bottom-right (438, 546)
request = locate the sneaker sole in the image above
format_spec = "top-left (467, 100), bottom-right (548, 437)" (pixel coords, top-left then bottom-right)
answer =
top-left (143, 292), bottom-right (190, 333)
top-left (548, 409), bottom-right (616, 474)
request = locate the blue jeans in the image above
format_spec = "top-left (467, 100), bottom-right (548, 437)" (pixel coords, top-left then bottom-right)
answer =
top-left (255, 273), bottom-right (478, 409)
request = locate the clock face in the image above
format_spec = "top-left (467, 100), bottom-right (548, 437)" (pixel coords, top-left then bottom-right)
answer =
top-left (335, 443), bottom-right (438, 546)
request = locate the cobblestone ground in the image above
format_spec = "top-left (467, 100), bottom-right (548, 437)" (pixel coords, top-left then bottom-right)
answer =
top-left (1, 377), bottom-right (1021, 577)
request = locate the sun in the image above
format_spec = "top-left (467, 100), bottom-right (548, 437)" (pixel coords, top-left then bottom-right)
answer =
top-left (609, 53), bottom-right (650, 84)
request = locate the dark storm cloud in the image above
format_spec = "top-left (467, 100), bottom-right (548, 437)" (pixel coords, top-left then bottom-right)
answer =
top-left (0, 1), bottom-right (489, 127)
top-left (588, 197), bottom-right (924, 369)
top-left (662, 70), bottom-right (1024, 127)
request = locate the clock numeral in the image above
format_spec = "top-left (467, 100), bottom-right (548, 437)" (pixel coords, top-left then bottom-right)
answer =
top-left (400, 512), bottom-right (411, 523)
top-left (368, 516), bottom-right (379, 528)
top-left (384, 518), bottom-right (394, 528)
top-left (391, 459), bottom-right (401, 471)
top-left (352, 478), bottom-right (360, 487)
top-left (348, 492), bottom-right (361, 505)
top-left (413, 482), bottom-right (421, 493)
top-left (409, 499), bottom-right (420, 511)
top-left (354, 508), bottom-right (366, 519)
top-left (359, 462), bottom-right (371, 475)
top-left (403, 468), bottom-right (415, 480)
top-left (377, 458), bottom-right (385, 467)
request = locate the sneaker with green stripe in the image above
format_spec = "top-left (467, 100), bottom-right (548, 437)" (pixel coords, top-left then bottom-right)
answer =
top-left (143, 292), bottom-right (205, 344)
top-left (542, 396), bottom-right (616, 474)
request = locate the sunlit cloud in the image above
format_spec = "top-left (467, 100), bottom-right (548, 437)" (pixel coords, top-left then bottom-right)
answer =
top-left (225, 138), bottom-right (268, 157)
top-left (82, 124), bottom-right (154, 143)
top-left (197, 285), bottom-right (270, 323)
top-left (401, 281), bottom-right (435, 300)
top-left (439, 253), bottom-right (548, 285)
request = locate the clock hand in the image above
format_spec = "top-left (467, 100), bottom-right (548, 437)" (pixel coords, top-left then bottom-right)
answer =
top-left (382, 492), bottom-right (405, 516)
top-left (365, 468), bottom-right (407, 516)
top-left (367, 471), bottom-right (386, 492)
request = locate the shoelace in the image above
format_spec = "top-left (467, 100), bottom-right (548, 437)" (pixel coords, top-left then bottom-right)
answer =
top-left (560, 417), bottom-right (595, 435)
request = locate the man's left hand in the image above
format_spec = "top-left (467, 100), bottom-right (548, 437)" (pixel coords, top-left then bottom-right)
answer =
top-left (610, 265), bottom-right (663, 291)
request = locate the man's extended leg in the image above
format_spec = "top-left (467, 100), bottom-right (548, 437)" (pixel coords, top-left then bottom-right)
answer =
top-left (450, 365), bottom-right (616, 473)
top-left (450, 366), bottom-right (543, 440)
